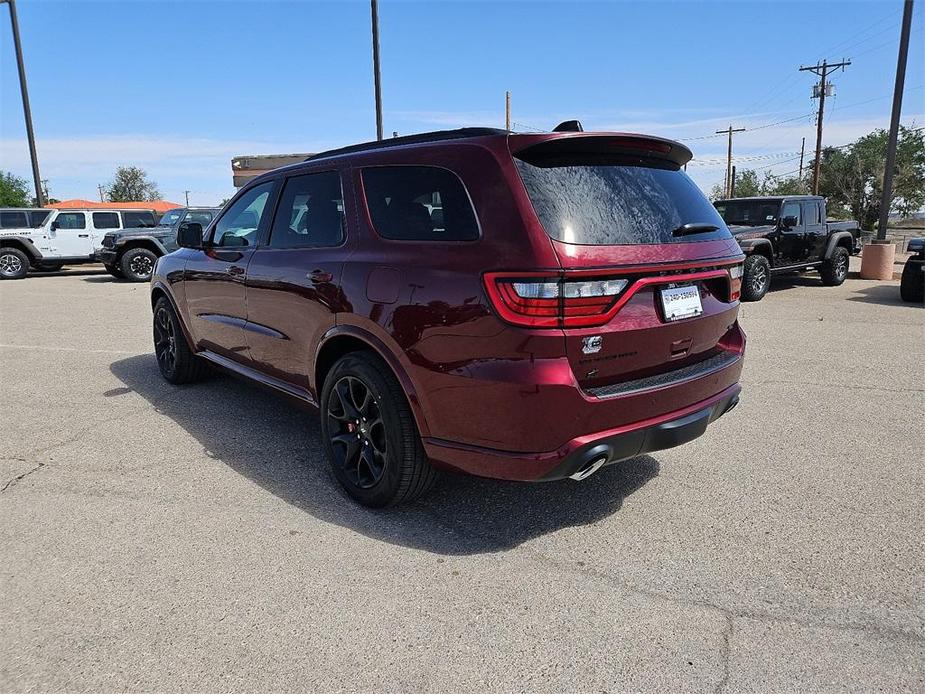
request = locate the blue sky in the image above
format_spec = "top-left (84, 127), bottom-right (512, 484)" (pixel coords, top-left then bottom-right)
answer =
top-left (1, 0), bottom-right (923, 205)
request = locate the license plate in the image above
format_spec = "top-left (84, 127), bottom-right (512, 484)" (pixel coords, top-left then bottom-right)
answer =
top-left (660, 284), bottom-right (703, 321)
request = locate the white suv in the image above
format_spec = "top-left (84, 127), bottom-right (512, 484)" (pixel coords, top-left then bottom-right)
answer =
top-left (0, 208), bottom-right (156, 279)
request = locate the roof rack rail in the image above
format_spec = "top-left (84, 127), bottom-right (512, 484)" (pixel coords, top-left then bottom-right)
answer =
top-left (307, 127), bottom-right (510, 162)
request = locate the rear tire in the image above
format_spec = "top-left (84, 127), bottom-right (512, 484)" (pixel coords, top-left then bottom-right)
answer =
top-left (820, 246), bottom-right (849, 286)
top-left (741, 254), bottom-right (770, 302)
top-left (153, 297), bottom-right (208, 384)
top-left (0, 248), bottom-right (29, 280)
top-left (320, 351), bottom-right (437, 507)
top-left (900, 259), bottom-right (924, 303)
top-left (121, 248), bottom-right (158, 282)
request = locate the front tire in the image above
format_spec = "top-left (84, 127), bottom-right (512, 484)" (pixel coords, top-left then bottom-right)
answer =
top-left (121, 248), bottom-right (159, 282)
top-left (0, 248), bottom-right (29, 280)
top-left (104, 263), bottom-right (125, 279)
top-left (821, 247), bottom-right (849, 286)
top-left (320, 352), bottom-right (437, 507)
top-left (741, 254), bottom-right (770, 302)
top-left (153, 297), bottom-right (208, 384)
top-left (900, 259), bottom-right (924, 303)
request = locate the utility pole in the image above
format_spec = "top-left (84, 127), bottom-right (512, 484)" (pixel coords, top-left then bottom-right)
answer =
top-left (41, 178), bottom-right (48, 202)
top-left (715, 125), bottom-right (745, 198)
top-left (800, 58), bottom-right (851, 194)
top-left (98, 184), bottom-right (106, 202)
top-left (505, 91), bottom-right (511, 130)
top-left (877, 0), bottom-right (914, 240)
top-left (798, 137), bottom-right (806, 178)
top-left (730, 165), bottom-right (737, 197)
top-left (3, 0), bottom-right (44, 206)
top-left (184, 190), bottom-right (190, 206)
top-left (370, 0), bottom-right (383, 141)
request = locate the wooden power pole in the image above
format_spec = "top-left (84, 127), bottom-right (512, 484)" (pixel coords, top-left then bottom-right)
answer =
top-left (800, 58), bottom-right (851, 194)
top-left (715, 125), bottom-right (745, 198)
top-left (505, 91), bottom-right (511, 131)
top-left (798, 137), bottom-right (806, 179)
top-left (877, 0), bottom-right (914, 240)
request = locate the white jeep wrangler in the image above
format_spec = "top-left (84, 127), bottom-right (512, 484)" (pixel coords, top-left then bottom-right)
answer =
top-left (0, 208), bottom-right (156, 279)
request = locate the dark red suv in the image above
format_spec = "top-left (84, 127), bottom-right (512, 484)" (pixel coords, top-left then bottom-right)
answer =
top-left (151, 127), bottom-right (745, 506)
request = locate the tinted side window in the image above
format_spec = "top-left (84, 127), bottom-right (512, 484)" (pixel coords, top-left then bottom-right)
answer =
top-left (186, 211), bottom-right (215, 225)
top-left (122, 211), bottom-right (156, 228)
top-left (269, 172), bottom-right (345, 248)
top-left (0, 211), bottom-right (28, 228)
top-left (56, 213), bottom-right (86, 229)
top-left (30, 210), bottom-right (51, 227)
top-left (803, 202), bottom-right (820, 225)
top-left (213, 182), bottom-right (274, 247)
top-left (92, 212), bottom-right (120, 229)
top-left (782, 202), bottom-right (801, 225)
top-left (362, 166), bottom-right (479, 241)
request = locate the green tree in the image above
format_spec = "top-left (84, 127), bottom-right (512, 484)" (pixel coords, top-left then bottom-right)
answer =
top-left (818, 125), bottom-right (925, 230)
top-left (708, 182), bottom-right (726, 201)
top-left (0, 170), bottom-right (31, 207)
top-left (107, 166), bottom-right (161, 202)
top-left (732, 169), bottom-right (761, 197)
top-left (759, 170), bottom-right (810, 197)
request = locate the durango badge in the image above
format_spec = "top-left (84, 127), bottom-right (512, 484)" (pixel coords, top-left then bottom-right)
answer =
top-left (582, 335), bottom-right (603, 355)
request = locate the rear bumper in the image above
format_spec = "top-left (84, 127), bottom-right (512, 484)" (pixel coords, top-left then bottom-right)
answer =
top-left (423, 382), bottom-right (741, 481)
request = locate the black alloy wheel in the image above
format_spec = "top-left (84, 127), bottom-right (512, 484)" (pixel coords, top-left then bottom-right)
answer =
top-left (326, 375), bottom-right (389, 489)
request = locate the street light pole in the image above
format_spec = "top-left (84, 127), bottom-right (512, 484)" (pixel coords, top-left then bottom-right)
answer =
top-left (3, 0), bottom-right (44, 206)
top-left (370, 0), bottom-right (383, 141)
top-left (877, 0), bottom-right (914, 241)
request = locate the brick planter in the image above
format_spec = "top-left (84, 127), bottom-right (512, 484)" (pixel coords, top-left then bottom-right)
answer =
top-left (859, 240), bottom-right (896, 280)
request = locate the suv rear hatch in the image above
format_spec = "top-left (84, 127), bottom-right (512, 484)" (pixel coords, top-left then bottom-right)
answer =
top-left (490, 133), bottom-right (744, 391)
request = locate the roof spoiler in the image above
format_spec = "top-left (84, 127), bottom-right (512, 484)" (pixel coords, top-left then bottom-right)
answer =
top-left (511, 133), bottom-right (693, 167)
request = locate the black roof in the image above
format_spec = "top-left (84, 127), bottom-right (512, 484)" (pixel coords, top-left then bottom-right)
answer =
top-left (307, 127), bottom-right (509, 162)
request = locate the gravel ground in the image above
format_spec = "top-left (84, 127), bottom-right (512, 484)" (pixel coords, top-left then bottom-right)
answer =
top-left (1, 266), bottom-right (922, 693)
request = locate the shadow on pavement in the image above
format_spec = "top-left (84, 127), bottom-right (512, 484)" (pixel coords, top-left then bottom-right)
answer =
top-left (110, 353), bottom-right (659, 555)
top-left (846, 284), bottom-right (916, 307)
top-left (27, 268), bottom-right (107, 278)
top-left (82, 275), bottom-right (123, 283)
top-left (766, 274), bottom-right (823, 293)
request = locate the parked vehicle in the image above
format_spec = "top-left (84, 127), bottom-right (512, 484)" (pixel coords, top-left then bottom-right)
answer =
top-left (151, 126), bottom-right (746, 507)
top-left (0, 208), bottom-right (52, 229)
top-left (900, 238), bottom-right (924, 303)
top-left (95, 207), bottom-right (222, 281)
top-left (713, 195), bottom-right (861, 301)
top-left (0, 208), bottom-right (157, 279)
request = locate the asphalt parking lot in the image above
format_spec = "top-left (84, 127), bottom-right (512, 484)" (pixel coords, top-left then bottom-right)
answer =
top-left (1, 266), bottom-right (922, 693)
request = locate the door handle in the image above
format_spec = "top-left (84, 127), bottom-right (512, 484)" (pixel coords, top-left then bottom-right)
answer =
top-left (78, 234), bottom-right (90, 238)
top-left (226, 265), bottom-right (245, 276)
top-left (308, 269), bottom-right (333, 283)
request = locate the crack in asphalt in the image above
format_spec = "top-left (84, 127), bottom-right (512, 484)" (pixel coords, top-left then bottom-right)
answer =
top-left (1, 461), bottom-right (45, 493)
top-left (415, 501), bottom-right (924, 691)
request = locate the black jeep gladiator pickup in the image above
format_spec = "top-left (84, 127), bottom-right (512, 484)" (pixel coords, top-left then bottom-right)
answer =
top-left (713, 195), bottom-right (861, 301)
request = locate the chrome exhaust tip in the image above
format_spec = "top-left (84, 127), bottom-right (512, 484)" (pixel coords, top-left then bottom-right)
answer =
top-left (569, 454), bottom-right (609, 481)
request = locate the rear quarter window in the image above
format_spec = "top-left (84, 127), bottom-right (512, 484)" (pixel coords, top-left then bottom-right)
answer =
top-left (121, 211), bottom-right (156, 228)
top-left (514, 155), bottom-right (729, 245)
top-left (0, 211), bottom-right (28, 228)
top-left (362, 166), bottom-right (479, 241)
top-left (92, 212), bottom-right (120, 229)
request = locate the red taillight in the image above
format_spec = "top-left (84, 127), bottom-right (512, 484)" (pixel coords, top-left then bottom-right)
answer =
top-left (484, 272), bottom-right (629, 328)
top-left (728, 263), bottom-right (744, 302)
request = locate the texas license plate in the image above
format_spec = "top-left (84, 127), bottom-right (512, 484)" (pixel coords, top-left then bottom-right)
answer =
top-left (660, 284), bottom-right (703, 321)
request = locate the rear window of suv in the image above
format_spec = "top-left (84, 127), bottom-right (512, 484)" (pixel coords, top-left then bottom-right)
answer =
top-left (362, 166), bottom-right (479, 241)
top-left (514, 154), bottom-right (729, 245)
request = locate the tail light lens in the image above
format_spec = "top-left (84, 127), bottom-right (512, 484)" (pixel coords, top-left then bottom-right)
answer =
top-left (485, 272), bottom-right (629, 328)
top-left (728, 263), bottom-right (744, 302)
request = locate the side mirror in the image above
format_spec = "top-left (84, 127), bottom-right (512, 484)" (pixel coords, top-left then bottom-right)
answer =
top-left (50, 221), bottom-right (59, 231)
top-left (781, 215), bottom-right (798, 229)
top-left (177, 221), bottom-right (204, 248)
